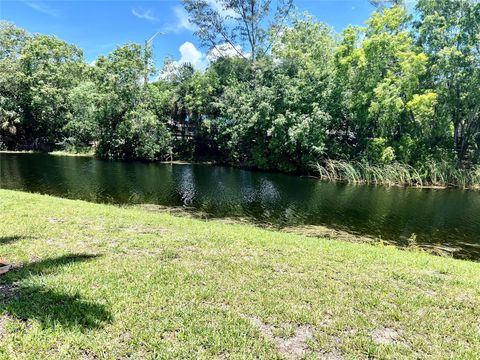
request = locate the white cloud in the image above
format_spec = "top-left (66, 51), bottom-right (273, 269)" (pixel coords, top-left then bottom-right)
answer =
top-left (177, 41), bottom-right (208, 70)
top-left (207, 43), bottom-right (249, 62)
top-left (162, 2), bottom-right (235, 34)
top-left (160, 41), bottom-right (249, 81)
top-left (132, 7), bottom-right (158, 22)
top-left (161, 6), bottom-right (197, 34)
top-left (160, 42), bottom-right (208, 79)
top-left (19, 0), bottom-right (60, 16)
top-left (206, 0), bottom-right (236, 18)
top-left (173, 6), bottom-right (197, 31)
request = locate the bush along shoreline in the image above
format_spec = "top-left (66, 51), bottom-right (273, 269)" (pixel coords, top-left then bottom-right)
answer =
top-left (316, 160), bottom-right (480, 190)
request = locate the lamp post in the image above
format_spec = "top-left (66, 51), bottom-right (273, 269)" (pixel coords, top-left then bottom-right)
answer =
top-left (144, 31), bottom-right (164, 87)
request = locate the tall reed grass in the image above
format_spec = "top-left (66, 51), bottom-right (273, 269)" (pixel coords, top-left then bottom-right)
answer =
top-left (315, 160), bottom-right (480, 190)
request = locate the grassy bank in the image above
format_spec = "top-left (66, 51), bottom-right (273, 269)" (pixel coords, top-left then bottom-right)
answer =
top-left (49, 150), bottom-right (95, 157)
top-left (0, 150), bottom-right (94, 157)
top-left (316, 160), bottom-right (480, 190)
top-left (0, 190), bottom-right (479, 359)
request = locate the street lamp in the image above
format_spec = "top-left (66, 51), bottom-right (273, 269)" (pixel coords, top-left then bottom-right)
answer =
top-left (144, 31), bottom-right (164, 86)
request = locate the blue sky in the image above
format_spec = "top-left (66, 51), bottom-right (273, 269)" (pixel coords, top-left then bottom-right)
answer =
top-left (0, 0), bottom-right (377, 68)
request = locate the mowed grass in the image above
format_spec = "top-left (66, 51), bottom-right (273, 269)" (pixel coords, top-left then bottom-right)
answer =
top-left (0, 190), bottom-right (479, 359)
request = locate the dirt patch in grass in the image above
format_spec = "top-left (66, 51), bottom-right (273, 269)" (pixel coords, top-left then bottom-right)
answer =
top-left (138, 204), bottom-right (252, 224)
top-left (124, 225), bottom-right (170, 235)
top-left (112, 247), bottom-right (179, 260)
top-left (138, 204), bottom-right (209, 218)
top-left (419, 244), bottom-right (460, 257)
top-left (371, 327), bottom-right (402, 345)
top-left (277, 325), bottom-right (315, 359)
top-left (0, 284), bottom-right (18, 298)
top-left (0, 314), bottom-right (13, 339)
top-left (282, 225), bottom-right (378, 245)
top-left (418, 269), bottom-right (451, 280)
top-left (247, 316), bottom-right (318, 359)
top-left (203, 301), bottom-right (342, 359)
top-left (48, 217), bottom-right (66, 224)
top-left (80, 350), bottom-right (99, 360)
top-left (318, 350), bottom-right (344, 360)
top-left (180, 245), bottom-right (198, 253)
top-left (89, 225), bottom-right (105, 231)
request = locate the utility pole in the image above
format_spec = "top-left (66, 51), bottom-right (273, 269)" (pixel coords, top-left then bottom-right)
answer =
top-left (144, 31), bottom-right (164, 87)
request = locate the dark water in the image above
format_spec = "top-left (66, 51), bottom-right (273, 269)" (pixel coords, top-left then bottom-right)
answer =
top-left (1, 153), bottom-right (480, 260)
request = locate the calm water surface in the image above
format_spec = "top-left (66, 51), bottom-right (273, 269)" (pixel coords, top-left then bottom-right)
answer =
top-left (1, 153), bottom-right (480, 260)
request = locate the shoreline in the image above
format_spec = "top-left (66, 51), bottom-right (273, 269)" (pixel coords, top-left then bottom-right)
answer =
top-left (138, 203), bottom-right (463, 259)
top-left (2, 150), bottom-right (479, 190)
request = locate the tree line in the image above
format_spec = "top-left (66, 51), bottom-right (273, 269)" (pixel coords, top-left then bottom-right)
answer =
top-left (0, 0), bottom-right (479, 179)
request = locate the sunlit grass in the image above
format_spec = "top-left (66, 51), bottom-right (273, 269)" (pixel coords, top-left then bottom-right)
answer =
top-left (49, 147), bottom-right (95, 157)
top-left (0, 190), bottom-right (479, 359)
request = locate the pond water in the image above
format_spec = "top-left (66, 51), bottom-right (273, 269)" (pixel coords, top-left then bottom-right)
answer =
top-left (1, 153), bottom-right (480, 260)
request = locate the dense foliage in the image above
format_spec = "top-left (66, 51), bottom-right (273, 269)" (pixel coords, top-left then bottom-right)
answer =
top-left (1, 1), bottom-right (479, 179)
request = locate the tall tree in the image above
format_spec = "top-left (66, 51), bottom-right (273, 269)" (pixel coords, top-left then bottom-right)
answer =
top-left (0, 22), bottom-right (27, 148)
top-left (8, 29), bottom-right (84, 147)
top-left (182, 0), bottom-right (293, 62)
top-left (369, 0), bottom-right (405, 9)
top-left (94, 44), bottom-right (172, 160)
top-left (333, 6), bottom-right (437, 163)
top-left (415, 0), bottom-right (480, 162)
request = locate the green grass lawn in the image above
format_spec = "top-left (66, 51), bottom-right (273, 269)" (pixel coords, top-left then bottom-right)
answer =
top-left (0, 189), bottom-right (479, 359)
